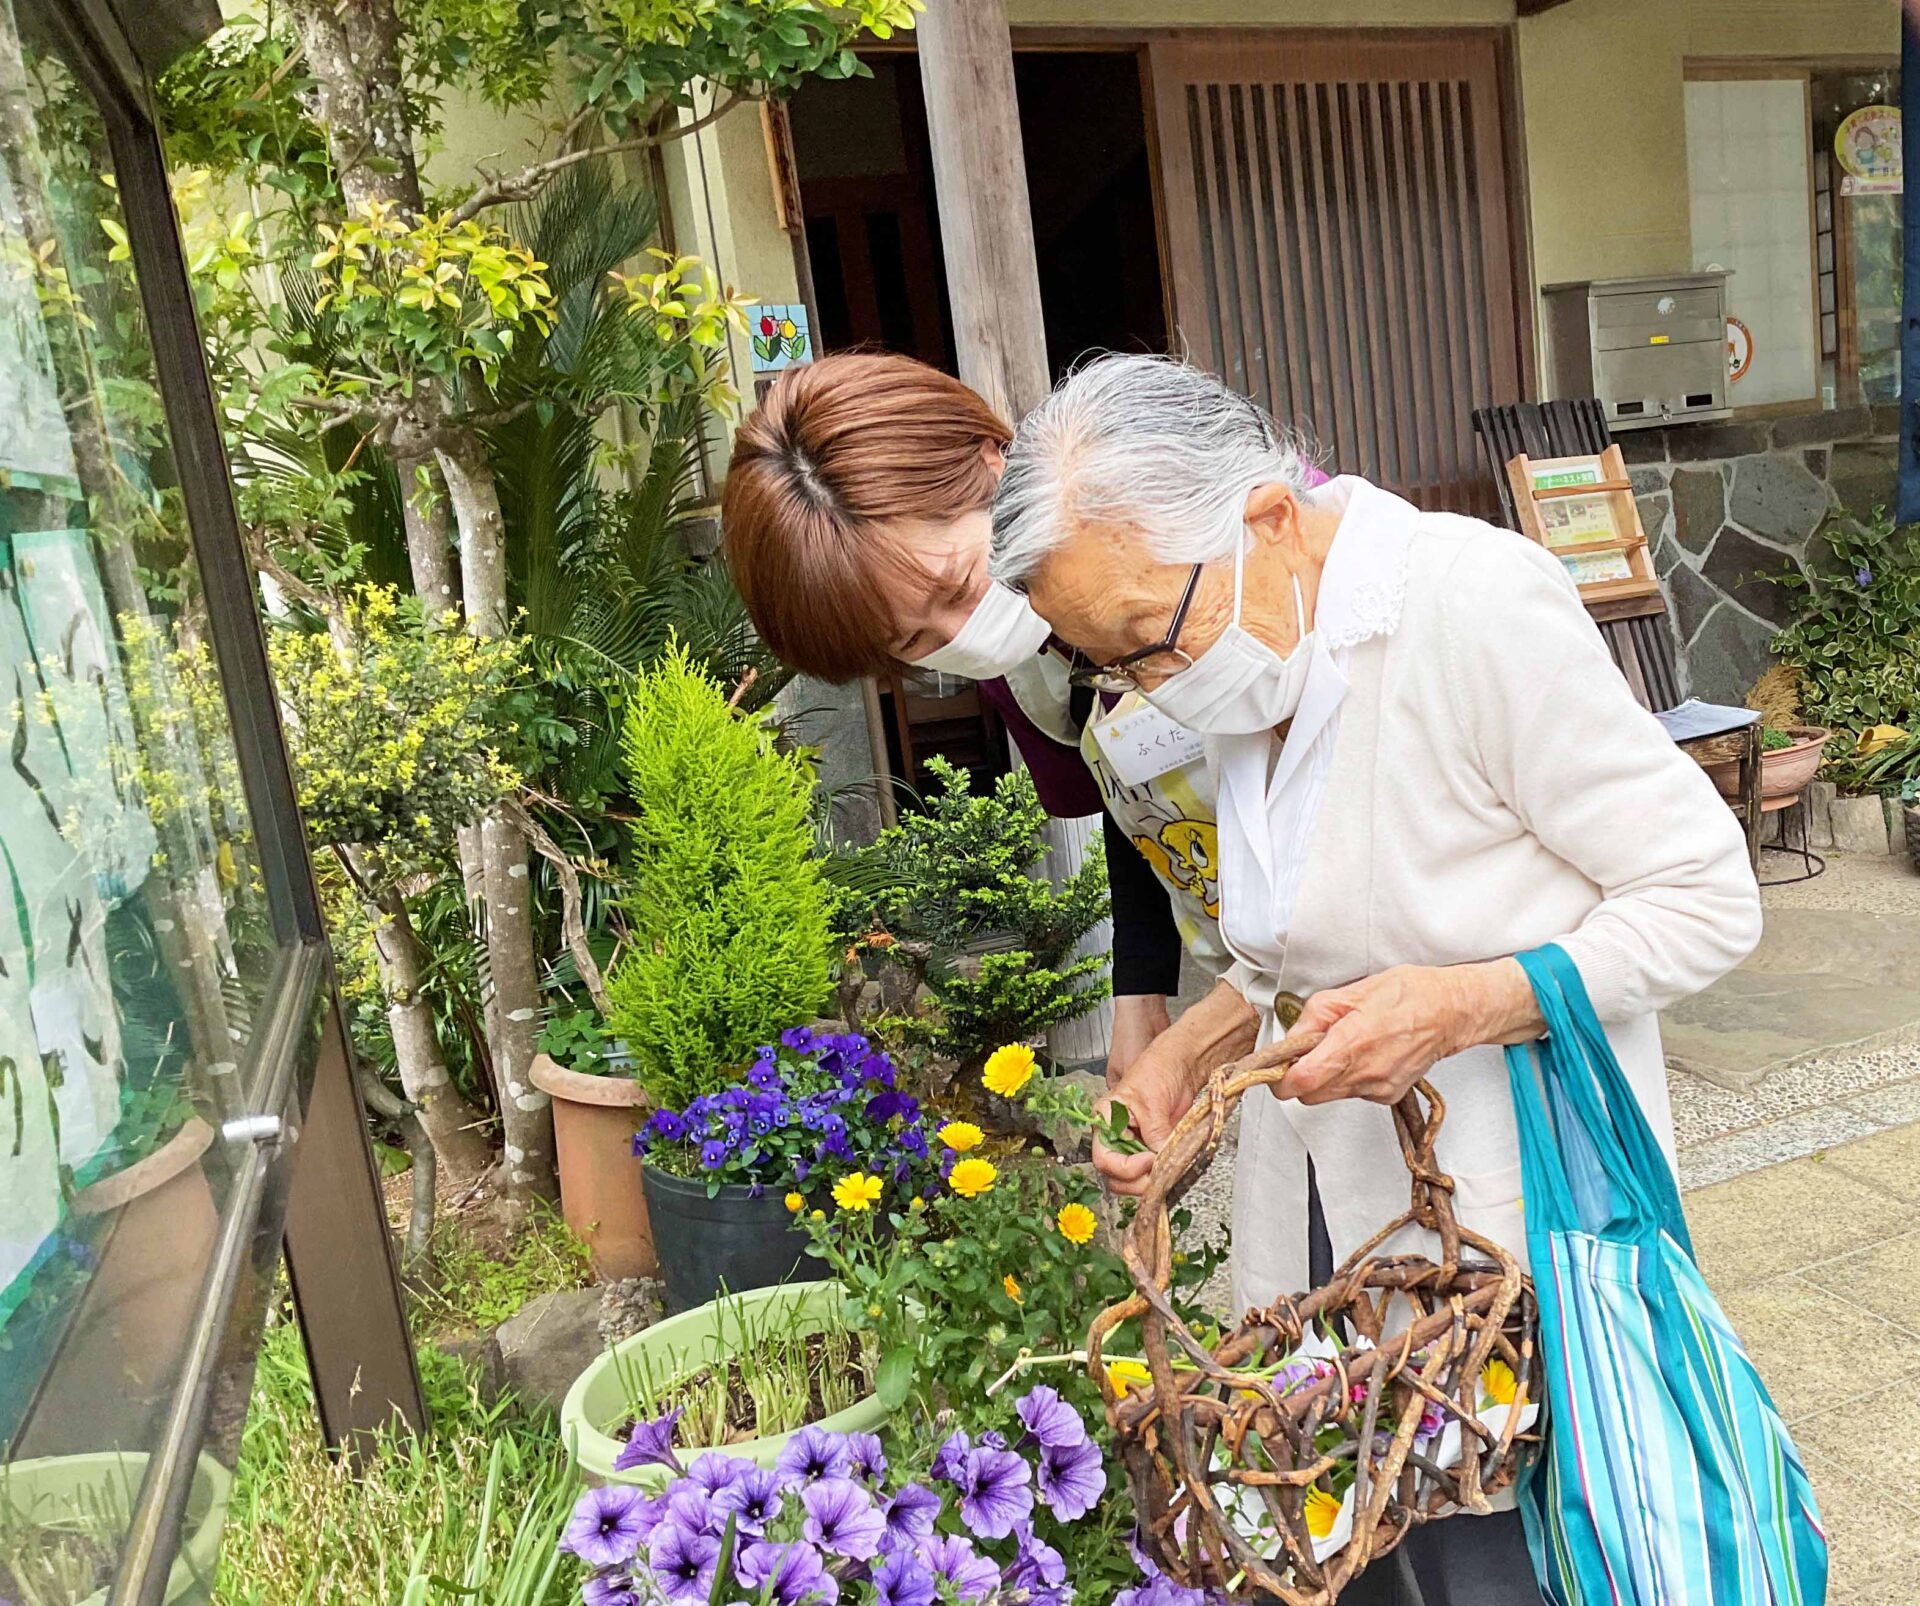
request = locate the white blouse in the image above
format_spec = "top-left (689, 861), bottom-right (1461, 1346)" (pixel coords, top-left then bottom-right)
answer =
top-left (1214, 480), bottom-right (1763, 1311)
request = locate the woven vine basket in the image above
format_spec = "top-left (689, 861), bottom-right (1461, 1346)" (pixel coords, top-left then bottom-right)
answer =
top-left (1087, 1029), bottom-right (1542, 1603)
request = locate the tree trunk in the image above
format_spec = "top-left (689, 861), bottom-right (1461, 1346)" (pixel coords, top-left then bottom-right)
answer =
top-left (440, 432), bottom-right (556, 1209)
top-left (288, 0), bottom-right (423, 216)
top-left (359, 864), bottom-right (491, 1180)
top-left (392, 450), bottom-right (459, 615)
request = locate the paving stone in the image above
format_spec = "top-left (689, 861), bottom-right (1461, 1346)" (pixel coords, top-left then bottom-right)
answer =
top-left (1741, 1047), bottom-right (1920, 1123)
top-left (1628, 465), bottom-right (1670, 497)
top-left (1804, 446), bottom-right (1829, 480)
top-left (1820, 1119), bottom-right (1920, 1206)
top-left (1870, 402), bottom-right (1902, 438)
top-left (1676, 1104), bottom-right (1881, 1190)
top-left (1799, 1227), bottom-right (1920, 1338)
top-left (1713, 1276), bottom-right (1920, 1421)
top-left (1669, 465), bottom-right (1726, 555)
top-left (1617, 427), bottom-right (1671, 467)
top-left (1662, 558), bottom-right (1721, 643)
top-left (1797, 1450), bottom-right (1920, 1605)
top-left (495, 1288), bottom-right (606, 1414)
top-left (1652, 531), bottom-right (1686, 579)
top-left (1807, 779), bottom-right (1837, 848)
top-left (1828, 440), bottom-right (1898, 521)
top-left (1684, 1157), bottom-right (1912, 1292)
top-left (1728, 451), bottom-right (1831, 549)
top-left (1844, 1077), bottom-right (1920, 1128)
top-left (1683, 601), bottom-right (1778, 705)
top-left (1769, 405), bottom-right (1875, 450)
top-left (1829, 795), bottom-right (1892, 856)
top-left (1633, 490), bottom-right (1671, 547)
top-left (1665, 1067), bottom-right (1762, 1148)
top-left (1701, 524), bottom-right (1803, 624)
top-left (1797, 1380), bottom-right (1920, 1522)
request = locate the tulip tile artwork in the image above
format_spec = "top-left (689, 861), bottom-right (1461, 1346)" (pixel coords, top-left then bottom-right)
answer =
top-left (753, 304), bottom-right (811, 373)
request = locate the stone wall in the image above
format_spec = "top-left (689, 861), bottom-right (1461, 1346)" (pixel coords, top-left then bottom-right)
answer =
top-left (1622, 406), bottom-right (1899, 705)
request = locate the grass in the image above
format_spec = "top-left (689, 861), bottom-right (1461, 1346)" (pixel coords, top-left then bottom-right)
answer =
top-left (214, 1319), bottom-right (578, 1606)
top-left (410, 1204), bottom-right (593, 1336)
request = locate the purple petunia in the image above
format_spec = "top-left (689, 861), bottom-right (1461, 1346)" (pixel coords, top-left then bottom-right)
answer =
top-left (562, 1485), bottom-right (654, 1569)
top-left (775, 1423), bottom-right (853, 1487)
top-left (1113, 1578), bottom-right (1212, 1606)
top-left (928, 1429), bottom-right (972, 1484)
top-left (1006, 1520), bottom-right (1070, 1606)
top-left (582, 1568), bottom-right (641, 1606)
top-left (873, 1547), bottom-right (938, 1606)
top-left (613, 1407), bottom-right (684, 1475)
top-left (1016, 1385), bottom-right (1088, 1450)
top-left (687, 1452), bottom-right (750, 1496)
top-left (712, 1465), bottom-right (785, 1535)
top-left (801, 1477), bottom-right (887, 1560)
top-left (953, 1445), bottom-right (1033, 1540)
top-left (662, 1482), bottom-right (724, 1538)
top-left (917, 1533), bottom-right (1002, 1602)
top-left (736, 1539), bottom-right (841, 1606)
top-left (845, 1431), bottom-right (888, 1485)
top-left (1037, 1436), bottom-right (1107, 1522)
top-left (647, 1521), bottom-right (721, 1601)
top-left (881, 1481), bottom-right (943, 1548)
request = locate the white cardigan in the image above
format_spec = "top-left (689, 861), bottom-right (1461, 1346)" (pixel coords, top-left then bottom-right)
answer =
top-left (1220, 481), bottom-right (1763, 1312)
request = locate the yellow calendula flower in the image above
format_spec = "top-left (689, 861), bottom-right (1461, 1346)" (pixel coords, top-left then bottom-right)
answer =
top-left (982, 1043), bottom-right (1038, 1099)
top-left (833, 1172), bottom-right (884, 1212)
top-left (811, 1209), bottom-right (825, 1221)
top-left (909, 1197), bottom-right (927, 1212)
top-left (1056, 1203), bottom-right (1098, 1245)
top-left (1106, 1359), bottom-right (1152, 1398)
top-left (1305, 1486), bottom-right (1344, 1540)
top-left (938, 1120), bottom-right (984, 1153)
top-left (1003, 1274), bottom-right (1023, 1304)
top-left (948, 1157), bottom-right (998, 1198)
top-left (1481, 1358), bottom-right (1519, 1408)
top-left (784, 1192), bottom-right (804, 1213)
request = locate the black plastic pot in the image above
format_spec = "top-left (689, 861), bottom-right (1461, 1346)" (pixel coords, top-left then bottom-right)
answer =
top-left (640, 1165), bottom-right (813, 1313)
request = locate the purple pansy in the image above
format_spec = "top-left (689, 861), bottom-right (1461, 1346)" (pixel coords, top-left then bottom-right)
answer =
top-left (562, 1485), bottom-right (654, 1568)
top-left (873, 1547), bottom-right (938, 1606)
top-left (736, 1540), bottom-right (841, 1606)
top-left (712, 1465), bottom-right (785, 1535)
top-left (917, 1534), bottom-right (1001, 1602)
top-left (647, 1522), bottom-right (721, 1601)
top-left (1016, 1386), bottom-right (1087, 1450)
top-left (1037, 1436), bottom-right (1107, 1522)
top-left (700, 1138), bottom-right (730, 1169)
top-left (953, 1445), bottom-right (1033, 1539)
top-left (882, 1481), bottom-right (943, 1547)
top-left (781, 1025), bottom-right (816, 1051)
top-left (845, 1431), bottom-right (888, 1485)
top-left (801, 1477), bottom-right (887, 1560)
top-left (775, 1423), bottom-right (853, 1487)
top-left (612, 1406), bottom-right (683, 1474)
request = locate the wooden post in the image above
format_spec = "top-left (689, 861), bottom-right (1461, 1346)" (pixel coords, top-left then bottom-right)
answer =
top-left (917, 0), bottom-right (1114, 1069)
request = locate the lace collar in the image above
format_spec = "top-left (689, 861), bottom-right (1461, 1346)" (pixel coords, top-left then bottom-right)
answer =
top-left (1308, 476), bottom-right (1420, 651)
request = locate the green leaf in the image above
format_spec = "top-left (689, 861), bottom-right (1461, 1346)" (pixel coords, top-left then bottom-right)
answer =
top-left (876, 1344), bottom-right (916, 1408)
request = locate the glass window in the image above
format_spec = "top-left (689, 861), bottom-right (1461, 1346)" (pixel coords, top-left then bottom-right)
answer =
top-left (1, 0), bottom-right (281, 1588)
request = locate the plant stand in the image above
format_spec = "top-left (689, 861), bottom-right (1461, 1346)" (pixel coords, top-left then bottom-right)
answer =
top-left (1759, 788), bottom-right (1825, 887)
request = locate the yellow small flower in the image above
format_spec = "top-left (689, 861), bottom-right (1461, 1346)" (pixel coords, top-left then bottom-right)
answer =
top-left (982, 1043), bottom-right (1038, 1099)
top-left (909, 1197), bottom-right (927, 1212)
top-left (1305, 1486), bottom-right (1344, 1540)
top-left (1056, 1203), bottom-right (1098, 1246)
top-left (833, 1172), bottom-right (884, 1212)
top-left (1002, 1274), bottom-right (1023, 1304)
top-left (938, 1120), bottom-right (984, 1153)
top-left (1106, 1358), bottom-right (1152, 1398)
top-left (947, 1157), bottom-right (998, 1198)
top-left (784, 1192), bottom-right (804, 1213)
top-left (811, 1209), bottom-right (825, 1221)
top-left (1481, 1358), bottom-right (1519, 1409)
top-left (867, 1303), bottom-right (883, 1319)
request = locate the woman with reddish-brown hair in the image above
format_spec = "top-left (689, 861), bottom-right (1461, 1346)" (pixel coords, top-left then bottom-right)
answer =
top-left (723, 351), bottom-right (1233, 1081)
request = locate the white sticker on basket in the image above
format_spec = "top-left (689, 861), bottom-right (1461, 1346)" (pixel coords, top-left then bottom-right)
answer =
top-left (1091, 703), bottom-right (1205, 786)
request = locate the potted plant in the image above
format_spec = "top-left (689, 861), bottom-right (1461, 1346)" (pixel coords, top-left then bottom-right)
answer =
top-left (633, 1026), bottom-right (935, 1311)
top-left (530, 1009), bottom-right (658, 1280)
top-left (1703, 725), bottom-right (1831, 803)
top-left (0, 1450), bottom-right (231, 1605)
top-left (559, 1280), bottom-right (890, 1489)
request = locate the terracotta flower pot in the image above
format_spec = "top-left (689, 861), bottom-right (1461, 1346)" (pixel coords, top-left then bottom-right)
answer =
top-left (20, 1118), bottom-right (219, 1456)
top-left (1705, 726), bottom-right (1830, 803)
top-left (530, 1053), bottom-right (657, 1281)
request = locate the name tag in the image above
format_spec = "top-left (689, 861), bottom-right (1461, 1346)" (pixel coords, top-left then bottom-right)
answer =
top-left (1092, 703), bottom-right (1205, 785)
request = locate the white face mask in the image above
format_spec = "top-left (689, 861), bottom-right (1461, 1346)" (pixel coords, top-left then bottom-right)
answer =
top-left (909, 580), bottom-right (1051, 680)
top-left (1139, 536), bottom-right (1312, 736)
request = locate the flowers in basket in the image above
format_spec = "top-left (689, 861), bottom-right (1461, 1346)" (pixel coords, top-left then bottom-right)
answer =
top-left (634, 1027), bottom-right (936, 1201)
top-left (562, 1389), bottom-right (1126, 1606)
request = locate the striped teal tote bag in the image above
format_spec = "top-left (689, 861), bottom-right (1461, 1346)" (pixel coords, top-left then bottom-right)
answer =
top-left (1506, 944), bottom-right (1828, 1606)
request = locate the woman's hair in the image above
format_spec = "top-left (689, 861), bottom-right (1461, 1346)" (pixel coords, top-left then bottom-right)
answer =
top-left (990, 353), bottom-right (1312, 586)
top-left (722, 352), bottom-right (1011, 683)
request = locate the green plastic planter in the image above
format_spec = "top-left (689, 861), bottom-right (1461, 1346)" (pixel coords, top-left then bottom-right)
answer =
top-left (560, 1280), bottom-right (890, 1488)
top-left (1, 1450), bottom-right (232, 1605)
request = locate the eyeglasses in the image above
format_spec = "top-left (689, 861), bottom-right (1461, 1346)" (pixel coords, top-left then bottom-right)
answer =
top-left (1065, 563), bottom-right (1205, 693)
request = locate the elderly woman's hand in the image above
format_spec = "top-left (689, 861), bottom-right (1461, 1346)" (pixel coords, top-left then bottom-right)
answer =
top-left (1275, 960), bottom-right (1541, 1106)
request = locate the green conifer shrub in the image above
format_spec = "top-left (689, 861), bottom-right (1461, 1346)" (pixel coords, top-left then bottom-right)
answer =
top-left (605, 642), bottom-right (831, 1106)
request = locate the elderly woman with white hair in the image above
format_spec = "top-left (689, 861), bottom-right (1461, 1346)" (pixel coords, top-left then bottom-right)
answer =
top-left (989, 355), bottom-right (1762, 1606)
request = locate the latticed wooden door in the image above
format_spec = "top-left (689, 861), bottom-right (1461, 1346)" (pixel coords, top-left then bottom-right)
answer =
top-left (1149, 35), bottom-right (1525, 518)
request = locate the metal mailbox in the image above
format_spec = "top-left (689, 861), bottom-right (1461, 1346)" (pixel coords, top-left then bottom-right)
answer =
top-left (1541, 272), bottom-right (1731, 431)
